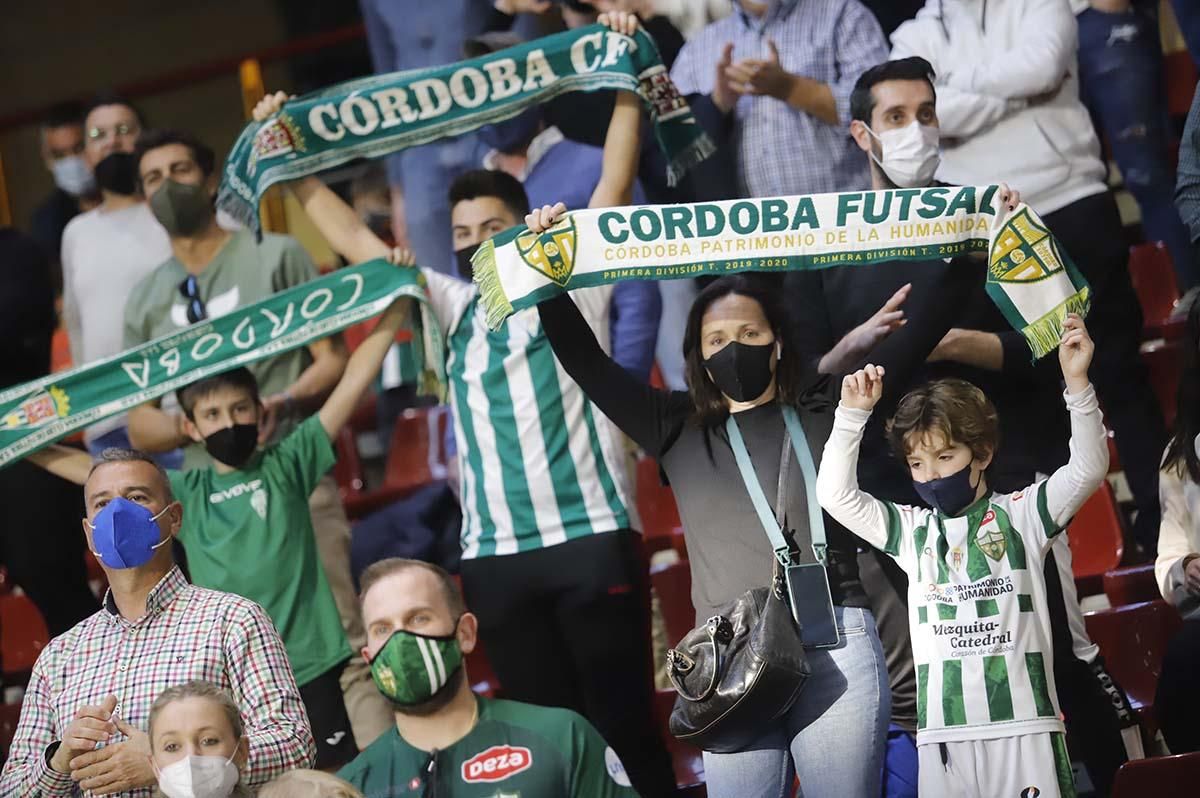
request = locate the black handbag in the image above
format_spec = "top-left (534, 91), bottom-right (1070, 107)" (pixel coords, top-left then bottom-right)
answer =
top-left (666, 407), bottom-right (826, 752)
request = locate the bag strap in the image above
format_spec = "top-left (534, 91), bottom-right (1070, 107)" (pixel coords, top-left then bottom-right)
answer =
top-left (726, 406), bottom-right (828, 566)
top-left (782, 406), bottom-right (828, 566)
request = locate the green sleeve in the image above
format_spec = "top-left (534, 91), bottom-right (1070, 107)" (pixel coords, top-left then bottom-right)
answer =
top-left (565, 714), bottom-right (641, 797)
top-left (266, 416), bottom-right (336, 496)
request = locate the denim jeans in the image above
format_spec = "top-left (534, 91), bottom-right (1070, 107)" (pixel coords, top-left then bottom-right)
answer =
top-left (86, 426), bottom-right (183, 471)
top-left (385, 134), bottom-right (488, 277)
top-left (702, 606), bottom-right (890, 798)
top-left (1078, 4), bottom-right (1199, 289)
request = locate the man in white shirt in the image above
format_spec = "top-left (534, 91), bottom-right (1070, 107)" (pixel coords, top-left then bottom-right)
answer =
top-left (60, 93), bottom-right (176, 465)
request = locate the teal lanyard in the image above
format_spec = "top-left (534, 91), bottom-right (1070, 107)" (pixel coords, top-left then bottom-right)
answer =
top-left (725, 406), bottom-right (828, 567)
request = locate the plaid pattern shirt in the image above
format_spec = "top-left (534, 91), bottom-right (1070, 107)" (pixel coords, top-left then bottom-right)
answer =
top-left (670, 0), bottom-right (887, 197)
top-left (0, 567), bottom-right (315, 797)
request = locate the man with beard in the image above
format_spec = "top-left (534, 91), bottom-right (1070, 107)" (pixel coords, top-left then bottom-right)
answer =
top-left (339, 558), bottom-right (638, 797)
top-left (60, 93), bottom-right (174, 462)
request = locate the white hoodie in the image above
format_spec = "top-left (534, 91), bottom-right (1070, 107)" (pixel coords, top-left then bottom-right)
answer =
top-left (891, 0), bottom-right (1107, 215)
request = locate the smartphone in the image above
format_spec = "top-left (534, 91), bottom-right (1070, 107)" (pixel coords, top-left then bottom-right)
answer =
top-left (784, 562), bottom-right (840, 649)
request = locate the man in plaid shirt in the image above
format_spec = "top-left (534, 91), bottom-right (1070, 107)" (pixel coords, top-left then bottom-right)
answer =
top-left (670, 0), bottom-right (889, 198)
top-left (0, 449), bottom-right (314, 797)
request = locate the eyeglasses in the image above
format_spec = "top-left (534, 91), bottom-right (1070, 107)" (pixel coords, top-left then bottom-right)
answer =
top-left (178, 275), bottom-right (207, 324)
top-left (87, 122), bottom-right (139, 143)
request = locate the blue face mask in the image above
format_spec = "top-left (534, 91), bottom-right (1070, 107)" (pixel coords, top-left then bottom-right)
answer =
top-left (85, 497), bottom-right (174, 569)
top-left (912, 462), bottom-right (979, 517)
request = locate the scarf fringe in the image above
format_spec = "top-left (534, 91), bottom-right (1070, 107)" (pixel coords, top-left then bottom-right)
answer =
top-left (1021, 287), bottom-right (1092, 360)
top-left (666, 133), bottom-right (718, 187)
top-left (471, 241), bottom-right (515, 330)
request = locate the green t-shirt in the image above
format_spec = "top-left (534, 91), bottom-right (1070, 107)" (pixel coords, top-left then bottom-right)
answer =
top-left (124, 230), bottom-right (319, 470)
top-left (338, 697), bottom-right (640, 797)
top-left (166, 416), bottom-right (351, 686)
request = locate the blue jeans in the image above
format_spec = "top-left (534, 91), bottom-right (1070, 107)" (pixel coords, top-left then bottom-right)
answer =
top-left (86, 427), bottom-right (184, 471)
top-left (1078, 4), bottom-right (1199, 289)
top-left (702, 606), bottom-right (890, 798)
top-left (386, 134), bottom-right (488, 276)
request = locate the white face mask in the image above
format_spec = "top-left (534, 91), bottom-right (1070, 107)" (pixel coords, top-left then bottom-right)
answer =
top-left (51, 154), bottom-right (96, 197)
top-left (1193, 432), bottom-right (1200, 461)
top-left (155, 754), bottom-right (240, 798)
top-left (867, 120), bottom-right (941, 188)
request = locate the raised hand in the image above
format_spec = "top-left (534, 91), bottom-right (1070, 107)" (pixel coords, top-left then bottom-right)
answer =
top-left (1058, 313), bottom-right (1094, 394)
top-left (598, 9), bottom-right (639, 36)
top-left (387, 246), bottom-right (417, 268)
top-left (729, 39), bottom-right (796, 102)
top-left (252, 90), bottom-right (291, 122)
top-left (840, 364), bottom-right (885, 412)
top-left (713, 42), bottom-right (737, 113)
top-left (525, 202), bottom-right (568, 234)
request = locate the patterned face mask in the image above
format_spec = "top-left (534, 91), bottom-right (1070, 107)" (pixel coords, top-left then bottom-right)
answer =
top-left (368, 621), bottom-right (464, 707)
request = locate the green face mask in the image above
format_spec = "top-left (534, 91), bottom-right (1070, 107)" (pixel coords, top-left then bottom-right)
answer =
top-left (368, 624), bottom-right (464, 707)
top-left (149, 178), bottom-right (214, 237)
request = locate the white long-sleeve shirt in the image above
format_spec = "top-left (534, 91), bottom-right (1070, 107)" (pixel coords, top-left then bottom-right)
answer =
top-left (1156, 455), bottom-right (1200, 619)
top-left (816, 384), bottom-right (1108, 744)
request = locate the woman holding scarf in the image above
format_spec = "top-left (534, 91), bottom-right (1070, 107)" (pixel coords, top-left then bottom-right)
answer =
top-left (526, 202), bottom-right (978, 798)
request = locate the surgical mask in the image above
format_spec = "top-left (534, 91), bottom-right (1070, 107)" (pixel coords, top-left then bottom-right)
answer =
top-left (369, 624), bottom-right (464, 707)
top-left (703, 341), bottom-right (776, 403)
top-left (1194, 432), bottom-right (1200, 461)
top-left (84, 497), bottom-right (174, 569)
top-left (203, 424), bottom-right (259, 468)
top-left (912, 462), bottom-right (979, 516)
top-left (867, 121), bottom-right (941, 188)
top-left (51, 155), bottom-right (96, 197)
top-left (150, 179), bottom-right (214, 237)
top-left (478, 107), bottom-right (542, 154)
top-left (155, 752), bottom-right (241, 798)
top-left (93, 151), bottom-right (138, 195)
top-left (455, 243), bottom-right (481, 281)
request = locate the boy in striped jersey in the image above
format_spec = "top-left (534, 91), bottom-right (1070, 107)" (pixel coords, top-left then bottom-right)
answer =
top-left (816, 314), bottom-right (1106, 798)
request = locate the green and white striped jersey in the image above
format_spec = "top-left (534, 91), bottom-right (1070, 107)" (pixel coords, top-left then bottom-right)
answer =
top-left (422, 269), bottom-right (635, 559)
top-left (816, 385), bottom-right (1109, 746)
top-left (878, 487), bottom-right (1064, 743)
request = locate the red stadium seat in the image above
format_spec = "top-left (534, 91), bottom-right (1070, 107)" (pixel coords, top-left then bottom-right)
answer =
top-left (0, 702), bottom-right (22, 760)
top-left (342, 406), bottom-right (451, 520)
top-left (1067, 482), bottom-right (1125, 595)
top-left (0, 594), bottom-right (49, 679)
top-left (1165, 51), bottom-right (1199, 119)
top-left (1103, 563), bottom-right (1161, 608)
top-left (1113, 751), bottom-right (1200, 798)
top-left (651, 559), bottom-right (695, 650)
top-left (1141, 339), bottom-right (1182, 428)
top-left (636, 457), bottom-right (686, 557)
top-left (1128, 243), bottom-right (1180, 335)
top-left (1084, 600), bottom-right (1182, 735)
top-left (654, 688), bottom-right (705, 795)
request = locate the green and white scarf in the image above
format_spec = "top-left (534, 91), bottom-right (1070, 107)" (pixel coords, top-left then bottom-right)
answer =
top-left (473, 185), bottom-right (1091, 359)
top-left (0, 262), bottom-right (440, 468)
top-left (217, 23), bottom-right (713, 234)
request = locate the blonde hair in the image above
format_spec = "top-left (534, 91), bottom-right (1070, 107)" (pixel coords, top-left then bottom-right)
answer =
top-left (258, 770), bottom-right (365, 798)
top-left (148, 681), bottom-right (244, 746)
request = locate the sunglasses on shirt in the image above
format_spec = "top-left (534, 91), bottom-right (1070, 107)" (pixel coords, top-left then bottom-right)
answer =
top-left (178, 275), bottom-right (207, 324)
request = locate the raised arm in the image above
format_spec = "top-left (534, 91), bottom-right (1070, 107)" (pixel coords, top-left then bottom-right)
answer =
top-left (26, 445), bottom-right (91, 485)
top-left (1156, 465), bottom-right (1200, 612)
top-left (589, 13), bottom-right (645, 210)
top-left (1041, 316), bottom-right (1108, 527)
top-left (815, 365), bottom-right (894, 553)
top-left (318, 291), bottom-right (412, 440)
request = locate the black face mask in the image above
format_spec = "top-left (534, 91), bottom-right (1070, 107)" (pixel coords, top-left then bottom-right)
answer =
top-left (203, 423), bottom-right (259, 467)
top-left (93, 152), bottom-right (138, 196)
top-left (912, 462), bottom-right (979, 517)
top-left (455, 243), bottom-right (481, 281)
top-left (703, 341), bottom-right (775, 403)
